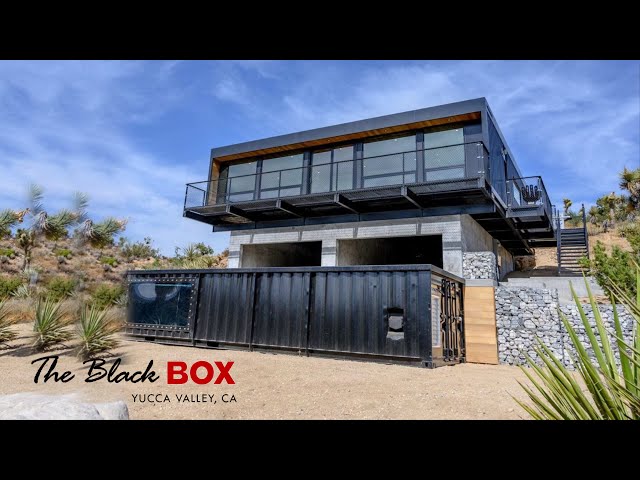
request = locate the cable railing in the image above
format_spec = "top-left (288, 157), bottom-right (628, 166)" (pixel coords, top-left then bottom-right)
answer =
top-left (506, 176), bottom-right (553, 221)
top-left (185, 141), bottom-right (489, 209)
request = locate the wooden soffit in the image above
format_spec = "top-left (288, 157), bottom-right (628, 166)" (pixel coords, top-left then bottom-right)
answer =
top-left (214, 111), bottom-right (481, 163)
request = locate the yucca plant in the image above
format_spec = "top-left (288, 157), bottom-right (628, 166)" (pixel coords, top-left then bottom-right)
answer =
top-left (11, 283), bottom-right (32, 299)
top-left (76, 305), bottom-right (119, 360)
top-left (32, 297), bottom-right (73, 351)
top-left (516, 271), bottom-right (640, 419)
top-left (0, 300), bottom-right (18, 344)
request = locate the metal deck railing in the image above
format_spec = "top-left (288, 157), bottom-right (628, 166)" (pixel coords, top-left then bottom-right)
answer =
top-left (506, 176), bottom-right (553, 221)
top-left (185, 141), bottom-right (489, 210)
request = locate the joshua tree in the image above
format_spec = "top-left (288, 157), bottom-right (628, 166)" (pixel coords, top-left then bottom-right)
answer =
top-left (29, 185), bottom-right (89, 245)
top-left (76, 217), bottom-right (128, 249)
top-left (619, 167), bottom-right (640, 212)
top-left (562, 198), bottom-right (573, 216)
top-left (16, 228), bottom-right (35, 270)
top-left (0, 208), bottom-right (28, 238)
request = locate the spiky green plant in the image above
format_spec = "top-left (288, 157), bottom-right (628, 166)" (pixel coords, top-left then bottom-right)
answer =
top-left (0, 300), bottom-right (18, 344)
top-left (76, 305), bottom-right (119, 360)
top-left (29, 184), bottom-right (90, 243)
top-left (32, 298), bottom-right (73, 351)
top-left (11, 283), bottom-right (32, 299)
top-left (516, 273), bottom-right (640, 420)
top-left (78, 217), bottom-right (127, 248)
top-left (0, 208), bottom-right (28, 238)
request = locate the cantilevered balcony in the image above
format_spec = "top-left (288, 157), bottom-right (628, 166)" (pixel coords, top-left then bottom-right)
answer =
top-left (183, 141), bottom-right (556, 255)
top-left (185, 142), bottom-right (492, 225)
top-left (505, 176), bottom-right (558, 248)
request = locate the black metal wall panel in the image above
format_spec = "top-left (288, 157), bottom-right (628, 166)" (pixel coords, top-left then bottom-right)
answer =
top-left (308, 270), bottom-right (427, 359)
top-left (252, 272), bottom-right (310, 349)
top-left (194, 272), bottom-right (255, 345)
top-left (126, 266), bottom-right (464, 367)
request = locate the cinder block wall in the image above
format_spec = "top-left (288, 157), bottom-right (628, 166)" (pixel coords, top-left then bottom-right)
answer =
top-left (228, 214), bottom-right (514, 282)
top-left (229, 215), bottom-right (466, 275)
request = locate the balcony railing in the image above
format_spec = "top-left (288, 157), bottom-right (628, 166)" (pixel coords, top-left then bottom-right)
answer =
top-left (506, 176), bottom-right (553, 221)
top-left (185, 142), bottom-right (489, 209)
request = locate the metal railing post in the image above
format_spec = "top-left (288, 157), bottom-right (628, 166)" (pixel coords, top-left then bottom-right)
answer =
top-left (582, 203), bottom-right (589, 259)
top-left (183, 184), bottom-right (190, 212)
top-left (557, 214), bottom-right (562, 272)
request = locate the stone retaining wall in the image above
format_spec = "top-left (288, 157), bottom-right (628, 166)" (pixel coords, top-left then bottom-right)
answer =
top-left (495, 286), bottom-right (636, 367)
top-left (463, 252), bottom-right (496, 280)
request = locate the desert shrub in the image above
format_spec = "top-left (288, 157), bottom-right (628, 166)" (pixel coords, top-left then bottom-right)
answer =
top-left (0, 300), bottom-right (18, 344)
top-left (91, 284), bottom-right (125, 310)
top-left (619, 221), bottom-right (640, 253)
top-left (0, 248), bottom-right (16, 258)
top-left (577, 255), bottom-right (591, 271)
top-left (46, 277), bottom-right (77, 301)
top-left (76, 305), bottom-right (119, 360)
top-left (179, 242), bottom-right (214, 259)
top-left (169, 242), bottom-right (223, 269)
top-left (32, 298), bottom-right (73, 351)
top-left (55, 248), bottom-right (73, 259)
top-left (586, 242), bottom-right (636, 300)
top-left (0, 277), bottom-right (23, 299)
top-left (100, 256), bottom-right (118, 267)
top-left (120, 237), bottom-right (160, 261)
top-left (142, 258), bottom-right (164, 270)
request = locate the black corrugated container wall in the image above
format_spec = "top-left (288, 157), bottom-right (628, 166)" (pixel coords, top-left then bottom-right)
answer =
top-left (125, 265), bottom-right (464, 367)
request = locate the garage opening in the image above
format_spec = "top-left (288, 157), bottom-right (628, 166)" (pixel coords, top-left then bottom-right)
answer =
top-left (337, 235), bottom-right (443, 267)
top-left (240, 241), bottom-right (322, 267)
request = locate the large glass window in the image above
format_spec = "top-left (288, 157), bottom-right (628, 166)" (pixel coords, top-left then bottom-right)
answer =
top-left (311, 145), bottom-right (354, 193)
top-left (424, 127), bottom-right (464, 181)
top-left (224, 160), bottom-right (257, 202)
top-left (260, 153), bottom-right (304, 199)
top-left (363, 135), bottom-right (416, 187)
top-left (128, 281), bottom-right (194, 327)
top-left (333, 145), bottom-right (354, 191)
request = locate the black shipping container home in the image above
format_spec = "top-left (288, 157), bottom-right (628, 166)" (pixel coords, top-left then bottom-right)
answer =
top-left (125, 265), bottom-right (465, 367)
top-left (126, 98), bottom-right (562, 367)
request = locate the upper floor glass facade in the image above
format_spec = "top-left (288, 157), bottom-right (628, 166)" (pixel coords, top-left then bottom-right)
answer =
top-left (217, 124), bottom-right (470, 202)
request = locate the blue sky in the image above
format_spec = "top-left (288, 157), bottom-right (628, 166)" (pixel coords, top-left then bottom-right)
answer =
top-left (0, 60), bottom-right (638, 255)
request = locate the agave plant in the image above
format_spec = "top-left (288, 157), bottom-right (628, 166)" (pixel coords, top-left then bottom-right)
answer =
top-left (516, 272), bottom-right (640, 420)
top-left (32, 297), bottom-right (73, 351)
top-left (76, 305), bottom-right (119, 360)
top-left (0, 300), bottom-right (18, 344)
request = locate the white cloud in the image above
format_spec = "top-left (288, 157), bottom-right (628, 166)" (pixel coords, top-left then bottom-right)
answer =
top-left (0, 60), bottom-right (229, 255)
top-left (210, 60), bottom-right (639, 210)
top-left (0, 60), bottom-right (637, 259)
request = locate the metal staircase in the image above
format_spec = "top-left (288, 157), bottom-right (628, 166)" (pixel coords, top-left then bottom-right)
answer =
top-left (557, 204), bottom-right (590, 275)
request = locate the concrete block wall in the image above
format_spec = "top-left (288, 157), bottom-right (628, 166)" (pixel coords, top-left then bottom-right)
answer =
top-left (228, 214), bottom-right (514, 282)
top-left (229, 215), bottom-right (465, 275)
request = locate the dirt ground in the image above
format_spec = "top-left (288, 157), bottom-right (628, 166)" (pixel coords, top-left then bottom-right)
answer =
top-left (0, 324), bottom-right (531, 420)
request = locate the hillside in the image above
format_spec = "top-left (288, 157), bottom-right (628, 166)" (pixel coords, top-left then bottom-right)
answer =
top-left (528, 225), bottom-right (633, 276)
top-left (0, 236), bottom-right (228, 296)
